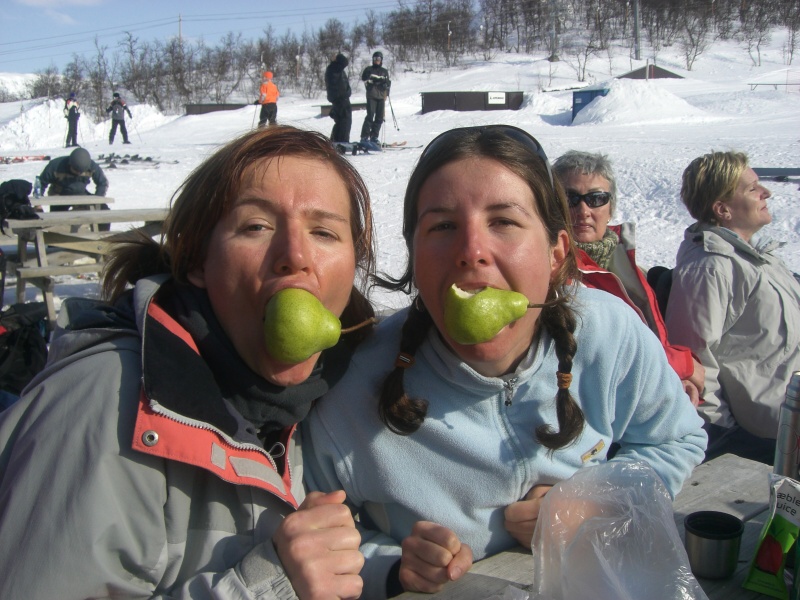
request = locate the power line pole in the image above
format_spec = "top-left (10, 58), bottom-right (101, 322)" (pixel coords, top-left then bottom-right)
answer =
top-left (633, 0), bottom-right (641, 60)
top-left (548, 0), bottom-right (560, 62)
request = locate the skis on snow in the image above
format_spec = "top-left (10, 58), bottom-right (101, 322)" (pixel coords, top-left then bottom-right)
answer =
top-left (0, 155), bottom-right (51, 164)
top-left (96, 153), bottom-right (179, 168)
top-left (333, 140), bottom-right (422, 156)
top-left (334, 142), bottom-right (377, 156)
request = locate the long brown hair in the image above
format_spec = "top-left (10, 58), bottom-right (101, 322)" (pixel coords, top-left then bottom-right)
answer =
top-left (102, 125), bottom-right (376, 332)
top-left (374, 126), bottom-right (584, 451)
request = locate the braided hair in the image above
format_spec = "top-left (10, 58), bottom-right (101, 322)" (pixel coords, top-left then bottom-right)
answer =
top-left (373, 127), bottom-right (584, 451)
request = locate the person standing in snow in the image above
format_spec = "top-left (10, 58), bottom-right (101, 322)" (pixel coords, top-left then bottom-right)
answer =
top-left (64, 92), bottom-right (80, 148)
top-left (325, 53), bottom-right (352, 144)
top-left (256, 71), bottom-right (280, 127)
top-left (359, 51), bottom-right (390, 147)
top-left (106, 92), bottom-right (133, 145)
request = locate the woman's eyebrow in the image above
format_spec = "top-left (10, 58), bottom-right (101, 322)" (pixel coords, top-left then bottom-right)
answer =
top-left (234, 196), bottom-right (350, 223)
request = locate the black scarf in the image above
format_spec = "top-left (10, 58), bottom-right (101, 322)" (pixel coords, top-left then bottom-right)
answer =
top-left (157, 282), bottom-right (352, 443)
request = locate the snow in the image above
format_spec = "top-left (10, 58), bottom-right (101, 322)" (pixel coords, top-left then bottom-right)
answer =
top-left (0, 34), bottom-right (799, 315)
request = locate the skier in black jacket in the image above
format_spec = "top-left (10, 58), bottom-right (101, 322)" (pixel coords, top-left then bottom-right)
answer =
top-left (360, 51), bottom-right (391, 146)
top-left (324, 54), bottom-right (352, 144)
top-left (64, 92), bottom-right (80, 148)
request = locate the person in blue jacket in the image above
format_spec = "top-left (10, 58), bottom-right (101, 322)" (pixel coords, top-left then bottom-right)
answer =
top-left (302, 125), bottom-right (707, 599)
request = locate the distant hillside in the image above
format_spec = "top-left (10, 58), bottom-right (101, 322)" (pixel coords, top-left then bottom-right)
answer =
top-left (0, 73), bottom-right (36, 101)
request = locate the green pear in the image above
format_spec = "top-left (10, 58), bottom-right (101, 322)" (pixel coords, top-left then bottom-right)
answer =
top-left (443, 284), bottom-right (529, 345)
top-left (263, 288), bottom-right (341, 364)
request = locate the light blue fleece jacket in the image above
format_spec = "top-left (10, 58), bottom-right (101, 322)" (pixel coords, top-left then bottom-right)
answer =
top-left (302, 286), bottom-right (707, 599)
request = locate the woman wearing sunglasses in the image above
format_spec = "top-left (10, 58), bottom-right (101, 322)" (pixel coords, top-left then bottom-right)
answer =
top-left (302, 126), bottom-right (706, 599)
top-left (553, 150), bottom-right (705, 407)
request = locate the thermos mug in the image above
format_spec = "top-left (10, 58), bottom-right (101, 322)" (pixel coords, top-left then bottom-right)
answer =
top-left (774, 371), bottom-right (800, 479)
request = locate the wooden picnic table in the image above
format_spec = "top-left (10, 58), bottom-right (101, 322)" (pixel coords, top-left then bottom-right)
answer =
top-left (3, 207), bottom-right (169, 325)
top-left (396, 453), bottom-right (774, 600)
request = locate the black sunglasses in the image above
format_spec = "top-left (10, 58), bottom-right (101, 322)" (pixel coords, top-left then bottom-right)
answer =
top-left (566, 191), bottom-right (612, 208)
top-left (420, 125), bottom-right (554, 189)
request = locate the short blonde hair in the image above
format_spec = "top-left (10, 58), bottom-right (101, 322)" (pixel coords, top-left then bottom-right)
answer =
top-left (680, 151), bottom-right (749, 224)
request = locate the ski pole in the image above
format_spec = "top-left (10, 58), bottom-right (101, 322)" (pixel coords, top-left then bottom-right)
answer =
top-left (130, 116), bottom-right (143, 143)
top-left (252, 103), bottom-right (259, 128)
top-left (388, 96), bottom-right (399, 131)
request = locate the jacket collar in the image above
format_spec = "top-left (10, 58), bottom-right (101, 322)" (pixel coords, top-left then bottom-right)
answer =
top-left (685, 222), bottom-right (767, 263)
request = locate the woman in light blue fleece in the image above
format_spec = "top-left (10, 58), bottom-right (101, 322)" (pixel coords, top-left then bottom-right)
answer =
top-left (302, 125), bottom-right (707, 599)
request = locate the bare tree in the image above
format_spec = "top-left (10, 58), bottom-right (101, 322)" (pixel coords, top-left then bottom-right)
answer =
top-left (363, 10), bottom-right (382, 49)
top-left (738, 0), bottom-right (776, 66)
top-left (28, 65), bottom-right (63, 100)
top-left (679, 11), bottom-right (711, 70)
top-left (563, 29), bottom-right (599, 81)
top-left (781, 0), bottom-right (800, 64)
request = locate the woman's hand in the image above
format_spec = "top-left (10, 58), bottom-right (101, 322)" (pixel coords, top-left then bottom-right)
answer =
top-left (688, 358), bottom-right (705, 393)
top-left (273, 490), bottom-right (364, 600)
top-left (504, 484), bottom-right (553, 548)
top-left (399, 521), bottom-right (473, 593)
top-left (682, 379), bottom-right (701, 407)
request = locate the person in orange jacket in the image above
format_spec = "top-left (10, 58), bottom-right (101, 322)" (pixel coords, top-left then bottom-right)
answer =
top-left (256, 71), bottom-right (280, 127)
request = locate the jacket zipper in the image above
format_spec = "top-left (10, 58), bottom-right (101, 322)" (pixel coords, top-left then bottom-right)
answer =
top-left (504, 378), bottom-right (517, 407)
top-left (149, 399), bottom-right (281, 471)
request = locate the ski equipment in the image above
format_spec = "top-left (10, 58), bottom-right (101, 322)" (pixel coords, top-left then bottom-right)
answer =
top-left (0, 155), bottom-right (51, 165)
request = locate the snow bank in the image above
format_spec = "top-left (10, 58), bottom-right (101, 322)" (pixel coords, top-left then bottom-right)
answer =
top-left (572, 78), bottom-right (725, 126)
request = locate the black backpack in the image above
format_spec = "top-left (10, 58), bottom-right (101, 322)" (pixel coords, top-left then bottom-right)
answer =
top-left (0, 302), bottom-right (49, 396)
top-left (0, 179), bottom-right (39, 233)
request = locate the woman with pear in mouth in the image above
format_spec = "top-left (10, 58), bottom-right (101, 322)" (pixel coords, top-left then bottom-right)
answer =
top-left (0, 126), bottom-right (375, 600)
top-left (303, 125), bottom-right (707, 599)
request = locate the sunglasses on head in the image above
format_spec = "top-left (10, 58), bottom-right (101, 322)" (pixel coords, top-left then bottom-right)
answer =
top-left (566, 191), bottom-right (612, 208)
top-left (420, 125), bottom-right (554, 189)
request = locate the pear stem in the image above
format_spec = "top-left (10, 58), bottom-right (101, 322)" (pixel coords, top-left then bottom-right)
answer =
top-left (527, 299), bottom-right (560, 309)
top-left (341, 317), bottom-right (378, 334)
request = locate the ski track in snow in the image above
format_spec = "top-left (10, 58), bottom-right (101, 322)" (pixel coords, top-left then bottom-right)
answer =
top-left (0, 33), bottom-right (799, 313)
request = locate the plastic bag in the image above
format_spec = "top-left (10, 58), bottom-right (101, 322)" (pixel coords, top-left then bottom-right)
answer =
top-left (530, 460), bottom-right (708, 600)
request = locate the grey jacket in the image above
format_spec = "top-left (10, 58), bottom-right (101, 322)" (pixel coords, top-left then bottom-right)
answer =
top-left (666, 223), bottom-right (800, 438)
top-left (0, 275), bottom-right (304, 599)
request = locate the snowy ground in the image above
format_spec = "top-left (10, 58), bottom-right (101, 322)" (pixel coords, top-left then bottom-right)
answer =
top-left (1, 33), bottom-right (799, 314)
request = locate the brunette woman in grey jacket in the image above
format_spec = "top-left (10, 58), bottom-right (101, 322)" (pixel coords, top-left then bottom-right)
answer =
top-left (0, 126), bottom-right (375, 600)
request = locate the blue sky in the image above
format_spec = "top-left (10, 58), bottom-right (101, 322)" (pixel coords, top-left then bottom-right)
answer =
top-left (1, 0), bottom-right (398, 74)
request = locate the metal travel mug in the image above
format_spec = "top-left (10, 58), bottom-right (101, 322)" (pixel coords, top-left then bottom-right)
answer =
top-left (775, 371), bottom-right (800, 479)
top-left (684, 511), bottom-right (744, 579)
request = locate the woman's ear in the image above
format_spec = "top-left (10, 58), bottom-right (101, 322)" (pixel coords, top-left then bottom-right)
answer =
top-left (187, 267), bottom-right (208, 289)
top-left (712, 199), bottom-right (730, 222)
top-left (550, 230), bottom-right (570, 274)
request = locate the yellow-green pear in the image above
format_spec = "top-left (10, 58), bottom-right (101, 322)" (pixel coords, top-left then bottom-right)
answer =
top-left (263, 288), bottom-right (341, 364)
top-left (443, 284), bottom-right (529, 345)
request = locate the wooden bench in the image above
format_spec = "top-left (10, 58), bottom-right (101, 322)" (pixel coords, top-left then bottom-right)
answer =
top-left (748, 82), bottom-right (800, 91)
top-left (32, 196), bottom-right (115, 209)
top-left (3, 207), bottom-right (169, 326)
top-left (753, 167), bottom-right (800, 181)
